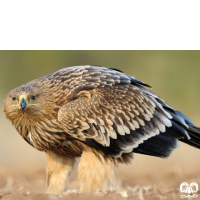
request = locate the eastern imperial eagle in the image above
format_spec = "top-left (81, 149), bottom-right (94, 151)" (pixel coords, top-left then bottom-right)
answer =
top-left (3, 66), bottom-right (200, 195)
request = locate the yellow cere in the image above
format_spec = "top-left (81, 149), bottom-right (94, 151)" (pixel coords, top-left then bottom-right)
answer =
top-left (19, 94), bottom-right (28, 103)
top-left (13, 95), bottom-right (36, 108)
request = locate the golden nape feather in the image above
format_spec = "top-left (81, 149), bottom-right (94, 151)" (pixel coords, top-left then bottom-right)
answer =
top-left (3, 65), bottom-right (200, 195)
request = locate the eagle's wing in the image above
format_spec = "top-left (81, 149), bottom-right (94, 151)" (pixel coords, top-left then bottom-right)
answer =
top-left (57, 79), bottom-right (187, 158)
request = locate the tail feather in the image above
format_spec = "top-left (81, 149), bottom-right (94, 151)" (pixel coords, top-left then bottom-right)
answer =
top-left (175, 111), bottom-right (200, 148)
top-left (179, 124), bottom-right (200, 149)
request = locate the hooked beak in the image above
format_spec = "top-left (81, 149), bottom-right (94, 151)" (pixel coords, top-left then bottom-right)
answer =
top-left (20, 97), bottom-right (27, 114)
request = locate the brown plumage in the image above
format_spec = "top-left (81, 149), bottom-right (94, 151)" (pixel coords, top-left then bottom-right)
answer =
top-left (3, 65), bottom-right (200, 194)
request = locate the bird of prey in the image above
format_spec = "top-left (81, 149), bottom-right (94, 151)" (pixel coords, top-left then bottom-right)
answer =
top-left (3, 65), bottom-right (200, 195)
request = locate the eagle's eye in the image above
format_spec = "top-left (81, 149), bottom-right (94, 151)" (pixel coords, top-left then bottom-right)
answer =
top-left (12, 96), bottom-right (16, 101)
top-left (31, 96), bottom-right (36, 100)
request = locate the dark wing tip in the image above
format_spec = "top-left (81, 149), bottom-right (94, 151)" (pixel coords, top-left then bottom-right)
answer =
top-left (130, 77), bottom-right (152, 88)
top-left (175, 110), bottom-right (194, 125)
top-left (108, 68), bottom-right (125, 73)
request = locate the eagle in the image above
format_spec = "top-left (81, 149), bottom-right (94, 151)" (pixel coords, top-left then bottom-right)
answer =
top-left (3, 65), bottom-right (200, 195)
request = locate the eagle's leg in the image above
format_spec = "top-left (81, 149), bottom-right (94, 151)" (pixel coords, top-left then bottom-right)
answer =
top-left (78, 151), bottom-right (118, 193)
top-left (46, 150), bottom-right (76, 195)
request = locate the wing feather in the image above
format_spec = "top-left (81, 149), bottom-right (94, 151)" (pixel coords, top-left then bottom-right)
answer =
top-left (57, 82), bottom-right (172, 157)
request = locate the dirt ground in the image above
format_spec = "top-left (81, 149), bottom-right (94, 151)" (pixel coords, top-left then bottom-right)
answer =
top-left (0, 169), bottom-right (200, 200)
top-left (1, 146), bottom-right (200, 200)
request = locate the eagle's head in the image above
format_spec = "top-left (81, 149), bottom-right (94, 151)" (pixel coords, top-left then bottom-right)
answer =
top-left (3, 84), bottom-right (46, 125)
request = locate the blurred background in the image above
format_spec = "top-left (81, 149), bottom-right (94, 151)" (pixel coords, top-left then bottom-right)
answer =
top-left (0, 51), bottom-right (200, 195)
